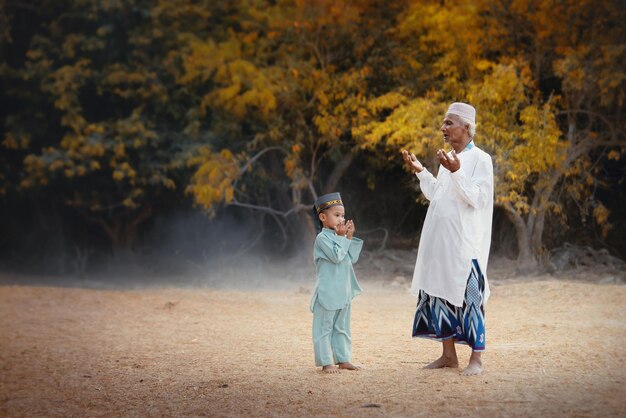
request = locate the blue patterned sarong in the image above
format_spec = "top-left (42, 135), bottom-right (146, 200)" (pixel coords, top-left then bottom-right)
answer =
top-left (412, 259), bottom-right (486, 352)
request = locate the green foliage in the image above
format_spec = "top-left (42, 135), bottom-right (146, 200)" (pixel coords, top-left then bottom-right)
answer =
top-left (1, 0), bottom-right (217, 247)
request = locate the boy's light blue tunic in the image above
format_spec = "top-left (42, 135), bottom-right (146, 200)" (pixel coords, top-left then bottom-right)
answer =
top-left (310, 228), bottom-right (363, 312)
top-left (310, 228), bottom-right (363, 367)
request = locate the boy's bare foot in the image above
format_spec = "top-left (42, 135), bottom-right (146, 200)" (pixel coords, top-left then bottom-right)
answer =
top-left (322, 365), bottom-right (340, 374)
top-left (424, 355), bottom-right (459, 369)
top-left (338, 362), bottom-right (361, 371)
top-left (461, 359), bottom-right (483, 376)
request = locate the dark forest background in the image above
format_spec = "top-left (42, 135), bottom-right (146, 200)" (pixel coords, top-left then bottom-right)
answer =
top-left (0, 0), bottom-right (624, 280)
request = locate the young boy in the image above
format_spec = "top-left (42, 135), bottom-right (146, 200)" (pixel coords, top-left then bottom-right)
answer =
top-left (310, 192), bottom-right (363, 373)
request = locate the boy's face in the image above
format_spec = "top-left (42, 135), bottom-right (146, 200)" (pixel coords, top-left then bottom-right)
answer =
top-left (319, 205), bottom-right (345, 230)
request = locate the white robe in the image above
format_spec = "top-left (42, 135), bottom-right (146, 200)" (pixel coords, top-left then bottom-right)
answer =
top-left (411, 145), bottom-right (494, 307)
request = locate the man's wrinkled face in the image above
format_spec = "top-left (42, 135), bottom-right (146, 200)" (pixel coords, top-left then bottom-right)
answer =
top-left (319, 205), bottom-right (345, 230)
top-left (441, 114), bottom-right (469, 148)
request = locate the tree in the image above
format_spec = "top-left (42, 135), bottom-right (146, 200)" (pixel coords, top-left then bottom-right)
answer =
top-left (3, 0), bottom-right (215, 254)
top-left (181, 0), bottom-right (400, 249)
top-left (478, 0), bottom-right (626, 269)
top-left (353, 0), bottom-right (626, 271)
top-left (1, 0), bottom-right (624, 270)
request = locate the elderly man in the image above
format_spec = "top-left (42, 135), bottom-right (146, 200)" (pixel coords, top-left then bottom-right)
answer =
top-left (401, 102), bottom-right (493, 376)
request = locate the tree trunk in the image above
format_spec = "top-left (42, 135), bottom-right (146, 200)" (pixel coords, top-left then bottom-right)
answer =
top-left (322, 153), bottom-right (354, 194)
top-left (529, 170), bottom-right (563, 265)
top-left (90, 205), bottom-right (152, 259)
top-left (500, 203), bottom-right (538, 273)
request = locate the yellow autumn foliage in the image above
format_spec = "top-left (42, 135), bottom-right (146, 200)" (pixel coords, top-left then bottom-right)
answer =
top-left (187, 148), bottom-right (239, 213)
top-left (2, 132), bottom-right (30, 149)
top-left (179, 37), bottom-right (278, 121)
top-left (593, 203), bottom-right (612, 238)
top-left (6, 0), bottom-right (621, 252)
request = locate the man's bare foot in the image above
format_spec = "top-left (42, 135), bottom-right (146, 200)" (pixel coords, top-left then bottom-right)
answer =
top-left (424, 355), bottom-right (459, 369)
top-left (322, 365), bottom-right (340, 374)
top-left (338, 362), bottom-right (361, 371)
top-left (461, 352), bottom-right (483, 375)
top-left (461, 359), bottom-right (483, 376)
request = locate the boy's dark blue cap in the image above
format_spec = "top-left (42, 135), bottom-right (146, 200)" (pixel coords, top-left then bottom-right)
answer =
top-left (315, 192), bottom-right (343, 214)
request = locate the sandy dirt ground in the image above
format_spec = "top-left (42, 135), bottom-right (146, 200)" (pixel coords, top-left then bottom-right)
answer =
top-left (1, 276), bottom-right (625, 417)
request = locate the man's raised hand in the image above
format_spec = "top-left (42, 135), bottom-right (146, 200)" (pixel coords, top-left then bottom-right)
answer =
top-left (437, 149), bottom-right (461, 173)
top-left (401, 149), bottom-right (424, 173)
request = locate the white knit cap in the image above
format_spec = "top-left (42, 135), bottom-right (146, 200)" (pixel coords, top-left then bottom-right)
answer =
top-left (446, 102), bottom-right (476, 124)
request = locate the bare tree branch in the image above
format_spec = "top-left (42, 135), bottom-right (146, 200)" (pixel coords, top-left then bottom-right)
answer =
top-left (230, 200), bottom-right (310, 217)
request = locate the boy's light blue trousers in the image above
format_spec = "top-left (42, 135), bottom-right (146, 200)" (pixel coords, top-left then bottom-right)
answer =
top-left (312, 301), bottom-right (352, 367)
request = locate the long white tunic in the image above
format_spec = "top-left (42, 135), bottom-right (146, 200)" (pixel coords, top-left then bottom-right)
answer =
top-left (411, 145), bottom-right (494, 307)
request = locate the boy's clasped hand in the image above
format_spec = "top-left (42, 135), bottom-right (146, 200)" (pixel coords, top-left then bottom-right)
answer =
top-left (335, 220), bottom-right (355, 239)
